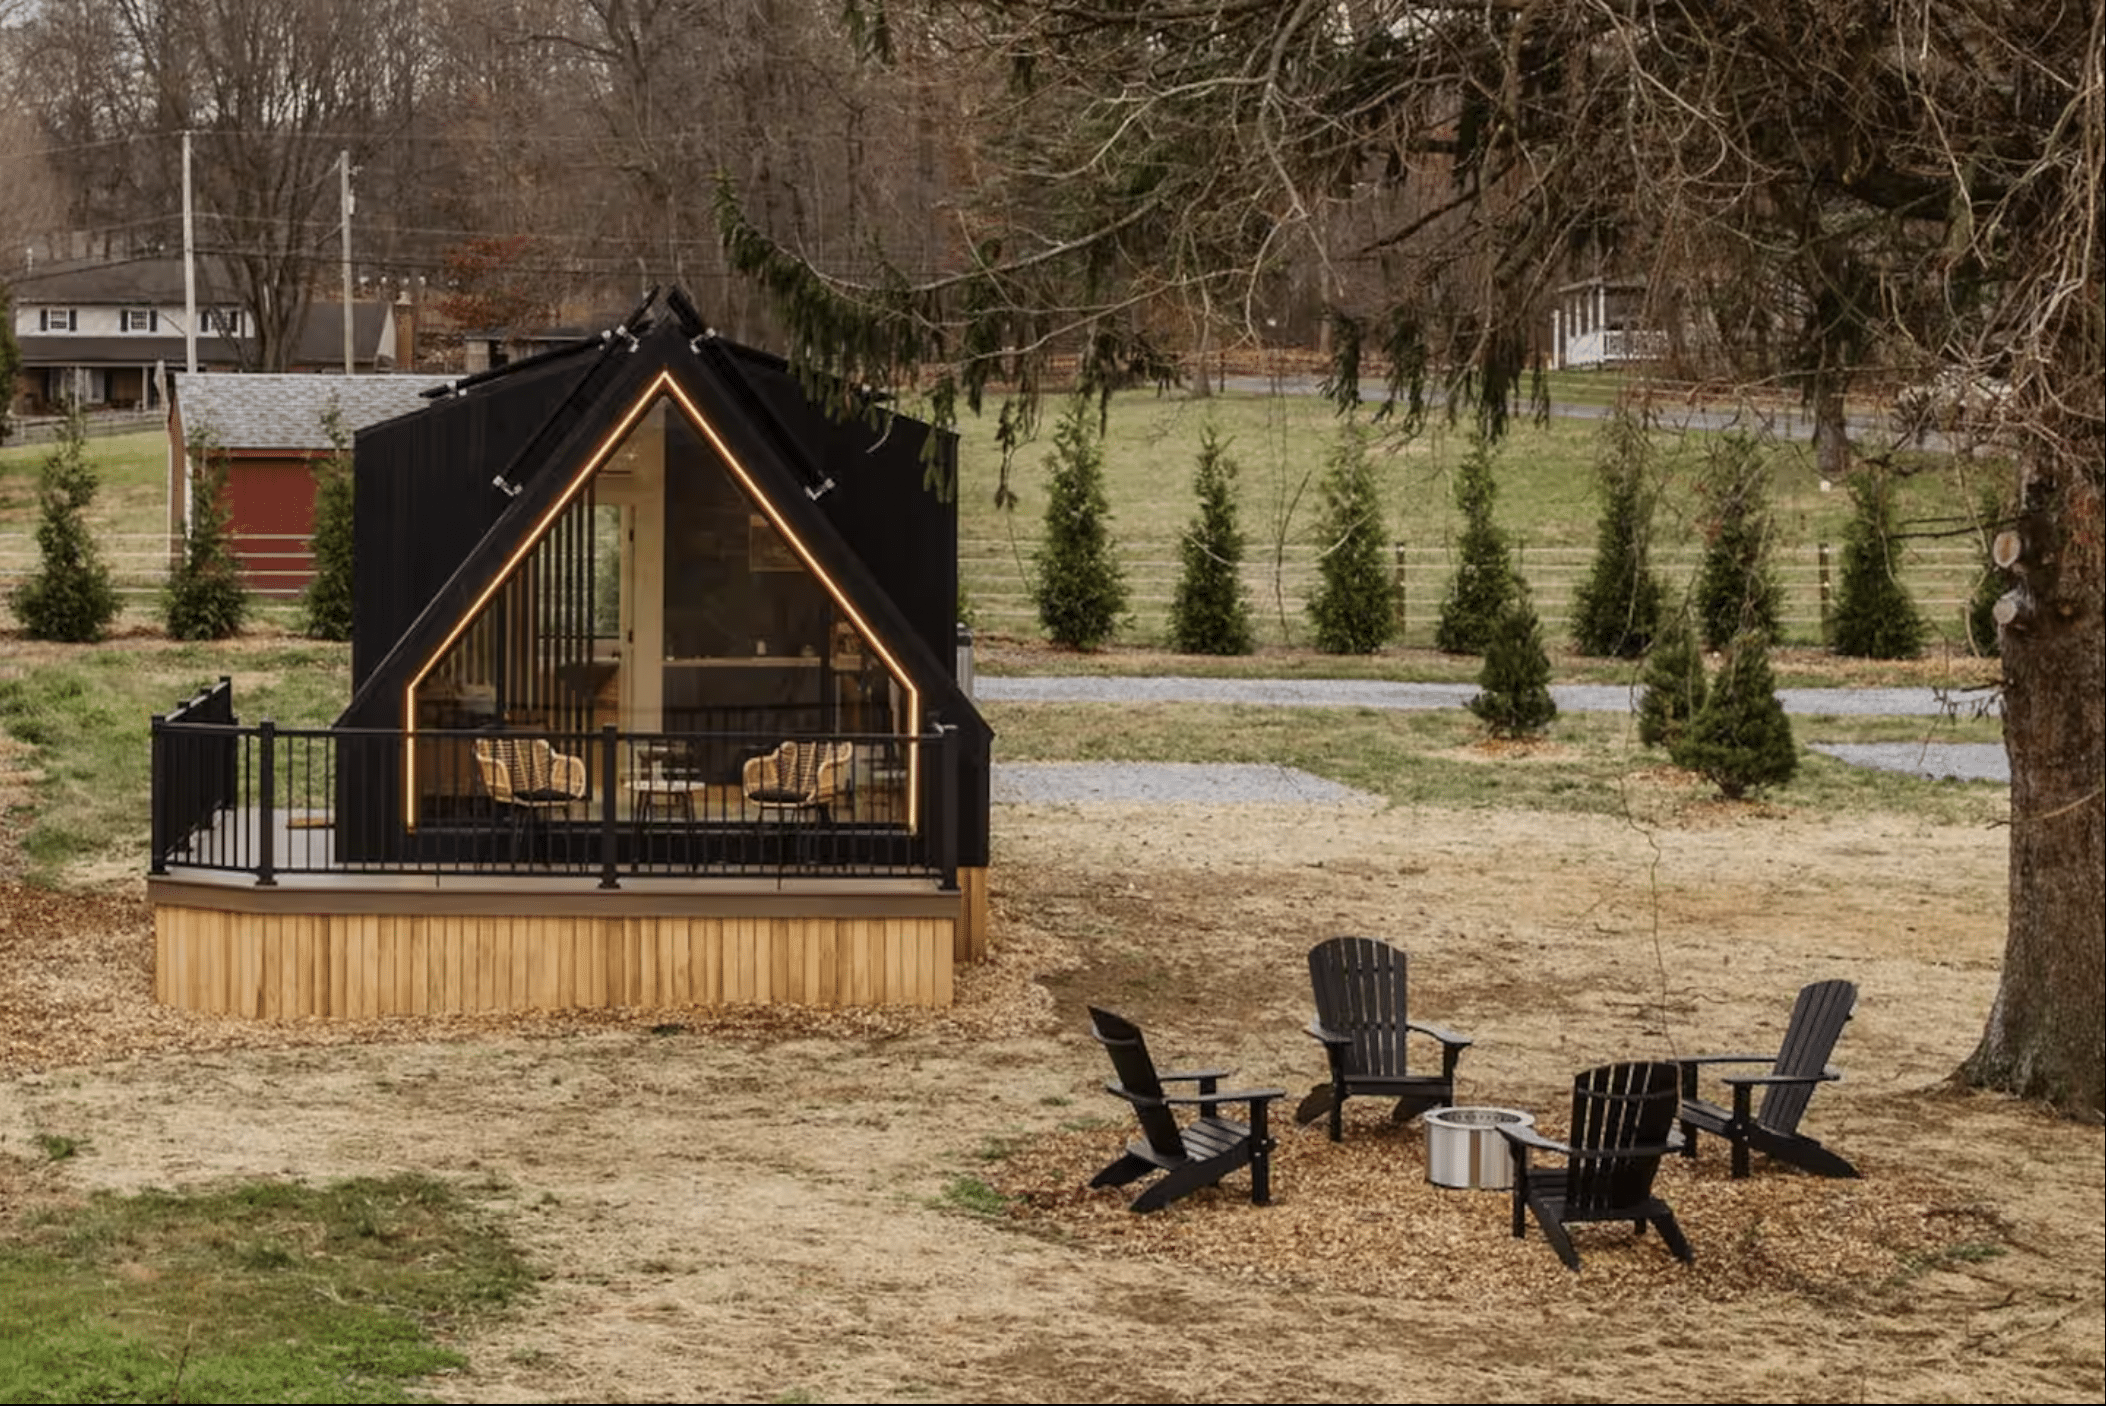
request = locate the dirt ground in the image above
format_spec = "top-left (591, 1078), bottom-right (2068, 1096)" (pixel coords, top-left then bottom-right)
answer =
top-left (1, 745), bottom-right (2101, 1402)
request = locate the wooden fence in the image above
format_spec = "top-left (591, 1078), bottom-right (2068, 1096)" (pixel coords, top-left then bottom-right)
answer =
top-left (5, 530), bottom-right (1986, 646)
top-left (0, 531), bottom-right (313, 598)
top-left (962, 539), bottom-right (1988, 649)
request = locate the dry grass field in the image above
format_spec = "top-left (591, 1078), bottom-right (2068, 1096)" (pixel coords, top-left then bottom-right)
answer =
top-left (2, 704), bottom-right (2100, 1401)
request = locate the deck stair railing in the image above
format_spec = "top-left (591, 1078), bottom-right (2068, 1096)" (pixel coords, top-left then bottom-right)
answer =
top-left (150, 676), bottom-right (239, 875)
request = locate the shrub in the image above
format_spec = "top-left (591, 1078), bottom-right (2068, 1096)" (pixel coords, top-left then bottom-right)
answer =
top-left (165, 426), bottom-right (250, 641)
top-left (1671, 630), bottom-right (1797, 799)
top-left (1692, 433), bottom-right (1784, 651)
top-left (1963, 484), bottom-right (2005, 658)
top-left (1828, 471), bottom-right (1925, 658)
top-left (1569, 408), bottom-right (1664, 657)
top-left (9, 404), bottom-right (120, 642)
top-left (300, 403), bottom-right (356, 641)
top-left (1307, 426), bottom-right (1396, 654)
top-left (1435, 434), bottom-right (1517, 654)
top-left (1032, 397), bottom-right (1126, 649)
top-left (1170, 425), bottom-right (1255, 654)
top-left (1637, 609), bottom-right (1709, 750)
top-left (1468, 590), bottom-right (1557, 737)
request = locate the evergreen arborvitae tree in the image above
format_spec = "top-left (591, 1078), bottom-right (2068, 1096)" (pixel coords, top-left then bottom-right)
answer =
top-left (1307, 426), bottom-right (1396, 653)
top-left (9, 403), bottom-right (120, 642)
top-left (1570, 409), bottom-right (1663, 657)
top-left (1828, 471), bottom-right (1925, 658)
top-left (1435, 434), bottom-right (1517, 654)
top-left (1032, 398), bottom-right (1126, 649)
top-left (1637, 608), bottom-right (1709, 750)
top-left (1964, 484), bottom-right (2005, 658)
top-left (1170, 425), bottom-right (1254, 654)
top-left (1671, 630), bottom-right (1797, 799)
top-left (1692, 433), bottom-right (1784, 651)
top-left (301, 403), bottom-right (356, 641)
top-left (165, 427), bottom-right (251, 641)
top-left (1468, 589), bottom-right (1557, 737)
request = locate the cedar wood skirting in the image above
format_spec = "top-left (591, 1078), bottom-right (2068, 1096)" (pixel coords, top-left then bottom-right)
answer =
top-left (151, 866), bottom-right (990, 1017)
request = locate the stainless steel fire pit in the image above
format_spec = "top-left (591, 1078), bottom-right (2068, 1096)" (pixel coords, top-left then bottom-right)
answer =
top-left (1424, 1106), bottom-right (1535, 1190)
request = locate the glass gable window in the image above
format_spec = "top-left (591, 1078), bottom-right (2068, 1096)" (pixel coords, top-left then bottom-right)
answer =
top-left (406, 388), bottom-right (913, 821)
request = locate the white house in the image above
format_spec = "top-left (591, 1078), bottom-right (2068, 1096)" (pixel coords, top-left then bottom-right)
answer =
top-left (1548, 277), bottom-right (1668, 370)
top-left (8, 259), bottom-right (396, 416)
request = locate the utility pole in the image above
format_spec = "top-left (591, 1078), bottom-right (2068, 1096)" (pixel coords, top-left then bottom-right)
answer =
top-left (340, 150), bottom-right (355, 376)
top-left (182, 130), bottom-right (196, 376)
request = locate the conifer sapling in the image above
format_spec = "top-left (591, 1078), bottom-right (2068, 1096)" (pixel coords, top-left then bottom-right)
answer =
top-left (1307, 426), bottom-right (1397, 654)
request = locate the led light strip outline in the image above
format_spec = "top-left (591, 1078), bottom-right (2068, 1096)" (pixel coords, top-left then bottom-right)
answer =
top-left (404, 371), bottom-right (923, 834)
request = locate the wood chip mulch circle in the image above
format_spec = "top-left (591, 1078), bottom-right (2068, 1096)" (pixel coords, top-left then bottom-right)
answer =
top-left (987, 1115), bottom-right (2009, 1305)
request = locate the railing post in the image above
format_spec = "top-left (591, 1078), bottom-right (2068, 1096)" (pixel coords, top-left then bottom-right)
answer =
top-left (255, 720), bottom-right (277, 887)
top-left (149, 714), bottom-right (169, 875)
top-left (936, 722), bottom-right (959, 892)
top-left (599, 723), bottom-right (620, 889)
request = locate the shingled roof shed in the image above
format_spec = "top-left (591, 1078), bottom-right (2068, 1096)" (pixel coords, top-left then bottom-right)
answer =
top-left (168, 373), bottom-right (442, 594)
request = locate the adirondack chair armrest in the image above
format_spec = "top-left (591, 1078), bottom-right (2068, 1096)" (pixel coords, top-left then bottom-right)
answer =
top-left (1675, 1053), bottom-right (1776, 1097)
top-left (1160, 1086), bottom-right (1288, 1108)
top-left (1501, 1125), bottom-right (1684, 1160)
top-left (1157, 1067), bottom-right (1236, 1086)
top-left (1719, 1066), bottom-right (1841, 1088)
top-left (1304, 1020), bottom-right (1351, 1049)
top-left (1500, 1125), bottom-right (1574, 1156)
top-left (1404, 1018), bottom-right (1473, 1048)
top-left (1581, 1138), bottom-right (1685, 1161)
top-left (1102, 1081), bottom-right (1168, 1112)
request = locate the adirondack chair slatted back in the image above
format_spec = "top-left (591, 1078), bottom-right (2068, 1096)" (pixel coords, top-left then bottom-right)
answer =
top-left (1311, 936), bottom-right (1409, 1076)
top-left (1760, 979), bottom-right (1857, 1135)
top-left (1561, 1061), bottom-right (1681, 1215)
top-left (1088, 1007), bottom-right (1186, 1162)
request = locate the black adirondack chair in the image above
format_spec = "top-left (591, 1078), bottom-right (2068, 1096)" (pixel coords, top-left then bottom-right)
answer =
top-left (1086, 1007), bottom-right (1288, 1214)
top-left (1295, 936), bottom-right (1473, 1141)
top-left (1501, 1060), bottom-right (1694, 1272)
top-left (1677, 979), bottom-right (1859, 1179)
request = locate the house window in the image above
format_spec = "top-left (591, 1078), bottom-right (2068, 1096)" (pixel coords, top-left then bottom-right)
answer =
top-left (39, 308), bottom-right (77, 332)
top-left (122, 308), bottom-right (159, 333)
top-left (203, 307), bottom-right (244, 336)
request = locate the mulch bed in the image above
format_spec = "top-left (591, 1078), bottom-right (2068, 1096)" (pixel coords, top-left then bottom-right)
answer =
top-left (989, 1114), bottom-right (2009, 1304)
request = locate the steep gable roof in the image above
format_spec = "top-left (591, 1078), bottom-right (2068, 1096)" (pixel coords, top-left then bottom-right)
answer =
top-left (338, 289), bottom-right (980, 742)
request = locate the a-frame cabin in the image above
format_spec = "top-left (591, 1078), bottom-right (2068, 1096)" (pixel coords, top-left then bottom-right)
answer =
top-left (149, 290), bottom-right (992, 1016)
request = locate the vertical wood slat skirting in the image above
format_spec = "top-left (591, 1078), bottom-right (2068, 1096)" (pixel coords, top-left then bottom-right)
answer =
top-left (153, 905), bottom-right (956, 1016)
top-left (956, 867), bottom-right (990, 965)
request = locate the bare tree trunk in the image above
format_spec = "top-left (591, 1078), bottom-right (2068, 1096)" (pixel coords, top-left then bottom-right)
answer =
top-left (1962, 457), bottom-right (2105, 1119)
top-left (1812, 378), bottom-right (1851, 482)
top-left (1191, 304), bottom-right (1215, 397)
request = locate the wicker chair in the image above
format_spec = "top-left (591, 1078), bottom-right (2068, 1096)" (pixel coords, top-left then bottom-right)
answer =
top-left (473, 737), bottom-right (587, 857)
top-left (742, 740), bottom-right (853, 869)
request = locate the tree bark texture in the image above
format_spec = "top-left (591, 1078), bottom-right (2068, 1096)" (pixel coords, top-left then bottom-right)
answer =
top-left (1964, 459), bottom-right (2105, 1120)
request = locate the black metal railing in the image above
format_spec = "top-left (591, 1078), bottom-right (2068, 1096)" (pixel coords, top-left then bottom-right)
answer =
top-left (150, 676), bottom-right (237, 876)
top-left (150, 694), bottom-right (958, 890)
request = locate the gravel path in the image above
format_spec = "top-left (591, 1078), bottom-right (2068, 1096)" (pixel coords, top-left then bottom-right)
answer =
top-left (976, 674), bottom-right (1997, 718)
top-left (978, 675), bottom-right (2011, 793)
top-left (992, 761), bottom-right (1379, 805)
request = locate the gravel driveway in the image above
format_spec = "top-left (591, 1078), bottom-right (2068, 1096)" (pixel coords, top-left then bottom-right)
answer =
top-left (977, 675), bottom-right (2011, 792)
